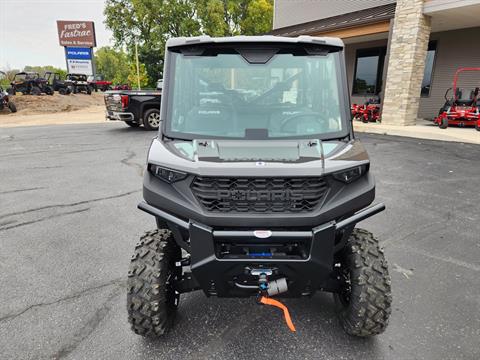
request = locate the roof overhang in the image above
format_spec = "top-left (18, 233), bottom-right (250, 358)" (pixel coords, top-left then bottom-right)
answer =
top-left (424, 0), bottom-right (480, 32)
top-left (270, 3), bottom-right (395, 38)
top-left (312, 21), bottom-right (390, 42)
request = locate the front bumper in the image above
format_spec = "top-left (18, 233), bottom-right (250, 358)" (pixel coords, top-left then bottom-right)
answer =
top-left (105, 110), bottom-right (135, 122)
top-left (138, 201), bottom-right (385, 297)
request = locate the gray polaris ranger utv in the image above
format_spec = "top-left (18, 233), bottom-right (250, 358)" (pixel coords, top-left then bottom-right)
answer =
top-left (128, 35), bottom-right (392, 337)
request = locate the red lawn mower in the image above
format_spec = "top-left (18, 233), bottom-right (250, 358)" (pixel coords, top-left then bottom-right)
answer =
top-left (351, 97), bottom-right (381, 123)
top-left (434, 67), bottom-right (480, 131)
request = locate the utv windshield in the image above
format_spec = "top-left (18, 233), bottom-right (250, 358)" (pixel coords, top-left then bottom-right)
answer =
top-left (165, 46), bottom-right (348, 140)
top-left (67, 74), bottom-right (87, 81)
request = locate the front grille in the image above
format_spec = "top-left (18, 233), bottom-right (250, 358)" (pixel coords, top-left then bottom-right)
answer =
top-left (191, 176), bottom-right (328, 213)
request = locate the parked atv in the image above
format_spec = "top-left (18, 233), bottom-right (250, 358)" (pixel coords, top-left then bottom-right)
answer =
top-left (127, 36), bottom-right (392, 338)
top-left (113, 84), bottom-right (132, 91)
top-left (88, 74), bottom-right (112, 92)
top-left (0, 71), bottom-right (17, 113)
top-left (66, 73), bottom-right (92, 94)
top-left (45, 72), bottom-right (72, 95)
top-left (8, 72), bottom-right (54, 95)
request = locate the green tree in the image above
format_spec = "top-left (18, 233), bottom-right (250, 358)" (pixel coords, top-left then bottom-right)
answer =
top-left (195, 0), bottom-right (273, 36)
top-left (241, 0), bottom-right (273, 35)
top-left (1, 67), bottom-right (17, 87)
top-left (103, 0), bottom-right (273, 86)
top-left (104, 0), bottom-right (202, 85)
top-left (94, 46), bottom-right (130, 84)
top-left (0, 75), bottom-right (10, 88)
top-left (23, 65), bottom-right (67, 79)
top-left (128, 62), bottom-right (149, 89)
top-left (0, 68), bottom-right (20, 88)
top-left (195, 0), bottom-right (229, 36)
top-left (95, 46), bottom-right (150, 87)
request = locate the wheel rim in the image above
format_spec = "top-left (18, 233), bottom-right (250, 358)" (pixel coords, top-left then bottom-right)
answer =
top-left (337, 264), bottom-right (352, 306)
top-left (147, 112), bottom-right (160, 128)
top-left (166, 273), bottom-right (180, 308)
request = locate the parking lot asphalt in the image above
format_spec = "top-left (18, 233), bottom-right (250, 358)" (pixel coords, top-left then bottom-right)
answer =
top-left (0, 123), bottom-right (479, 360)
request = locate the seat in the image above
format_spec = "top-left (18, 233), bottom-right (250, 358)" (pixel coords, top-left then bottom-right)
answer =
top-left (183, 104), bottom-right (235, 136)
top-left (455, 88), bottom-right (477, 106)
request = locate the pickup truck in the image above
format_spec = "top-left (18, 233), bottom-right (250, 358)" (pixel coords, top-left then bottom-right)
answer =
top-left (104, 90), bottom-right (162, 130)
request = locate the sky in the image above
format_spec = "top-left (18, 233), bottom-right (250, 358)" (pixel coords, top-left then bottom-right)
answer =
top-left (0, 0), bottom-right (114, 70)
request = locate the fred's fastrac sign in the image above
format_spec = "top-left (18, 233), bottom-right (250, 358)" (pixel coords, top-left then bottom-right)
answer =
top-left (57, 20), bottom-right (96, 47)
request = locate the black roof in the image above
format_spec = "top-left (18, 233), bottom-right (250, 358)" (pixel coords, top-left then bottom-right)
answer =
top-left (270, 3), bottom-right (396, 37)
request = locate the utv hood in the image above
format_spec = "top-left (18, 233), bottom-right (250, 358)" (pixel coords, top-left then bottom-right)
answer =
top-left (147, 138), bottom-right (369, 177)
top-left (192, 139), bottom-right (323, 162)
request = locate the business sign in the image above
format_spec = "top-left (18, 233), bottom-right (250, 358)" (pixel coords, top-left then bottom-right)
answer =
top-left (66, 47), bottom-right (92, 60)
top-left (57, 20), bottom-right (96, 47)
top-left (67, 59), bottom-right (93, 76)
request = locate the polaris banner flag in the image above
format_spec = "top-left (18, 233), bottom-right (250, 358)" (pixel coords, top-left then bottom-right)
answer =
top-left (66, 47), bottom-right (92, 60)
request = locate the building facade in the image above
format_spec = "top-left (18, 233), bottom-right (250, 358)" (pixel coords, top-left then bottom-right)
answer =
top-left (271, 0), bottom-right (480, 125)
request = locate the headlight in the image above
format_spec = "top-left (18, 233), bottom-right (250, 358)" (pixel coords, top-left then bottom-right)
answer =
top-left (333, 164), bottom-right (368, 183)
top-left (148, 164), bottom-right (187, 183)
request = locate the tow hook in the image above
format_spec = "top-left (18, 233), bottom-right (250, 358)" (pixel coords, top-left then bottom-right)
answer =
top-left (258, 273), bottom-right (269, 291)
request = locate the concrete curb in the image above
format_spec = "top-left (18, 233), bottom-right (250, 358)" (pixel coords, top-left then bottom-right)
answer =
top-left (353, 121), bottom-right (480, 145)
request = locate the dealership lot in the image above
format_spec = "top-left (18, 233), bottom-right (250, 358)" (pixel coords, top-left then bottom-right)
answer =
top-left (0, 123), bottom-right (479, 360)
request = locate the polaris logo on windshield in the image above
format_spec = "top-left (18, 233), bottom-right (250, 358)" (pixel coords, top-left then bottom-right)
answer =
top-left (198, 110), bottom-right (221, 115)
top-left (216, 189), bottom-right (303, 201)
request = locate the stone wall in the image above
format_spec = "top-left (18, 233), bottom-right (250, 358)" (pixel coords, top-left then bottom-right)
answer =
top-left (381, 0), bottom-right (431, 125)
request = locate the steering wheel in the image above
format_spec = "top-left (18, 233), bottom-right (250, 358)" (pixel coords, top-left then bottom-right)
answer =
top-left (279, 112), bottom-right (328, 133)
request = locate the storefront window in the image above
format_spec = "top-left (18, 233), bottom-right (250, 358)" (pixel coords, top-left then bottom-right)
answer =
top-left (352, 47), bottom-right (386, 95)
top-left (421, 41), bottom-right (437, 97)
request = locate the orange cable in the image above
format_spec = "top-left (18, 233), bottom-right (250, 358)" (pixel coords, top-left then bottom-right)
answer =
top-left (260, 296), bottom-right (296, 332)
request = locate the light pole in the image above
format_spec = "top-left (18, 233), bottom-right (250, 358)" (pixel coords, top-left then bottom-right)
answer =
top-left (135, 39), bottom-right (141, 90)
